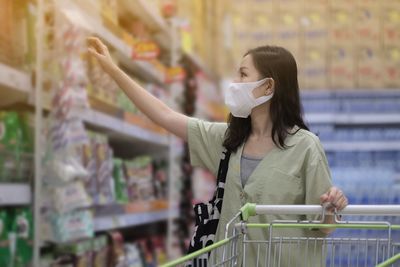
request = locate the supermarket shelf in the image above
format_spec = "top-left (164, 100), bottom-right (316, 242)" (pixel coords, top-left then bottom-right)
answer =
top-left (301, 89), bottom-right (400, 99)
top-left (118, 0), bottom-right (167, 33)
top-left (94, 209), bottom-right (179, 232)
top-left (305, 113), bottom-right (400, 125)
top-left (323, 141), bottom-right (400, 152)
top-left (0, 183), bottom-right (31, 206)
top-left (0, 63), bottom-right (31, 106)
top-left (56, 0), bottom-right (165, 85)
top-left (79, 109), bottom-right (169, 147)
top-left (184, 52), bottom-right (216, 81)
top-left (117, 0), bottom-right (173, 52)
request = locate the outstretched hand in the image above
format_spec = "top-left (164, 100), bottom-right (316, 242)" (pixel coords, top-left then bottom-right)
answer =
top-left (87, 37), bottom-right (116, 74)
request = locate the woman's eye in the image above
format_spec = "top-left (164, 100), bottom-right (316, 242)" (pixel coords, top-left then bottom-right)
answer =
top-left (240, 72), bottom-right (247, 78)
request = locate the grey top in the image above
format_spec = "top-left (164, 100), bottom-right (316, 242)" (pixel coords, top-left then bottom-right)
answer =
top-left (240, 154), bottom-right (262, 187)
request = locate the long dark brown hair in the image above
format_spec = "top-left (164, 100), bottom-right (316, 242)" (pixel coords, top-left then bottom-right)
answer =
top-left (223, 45), bottom-right (309, 152)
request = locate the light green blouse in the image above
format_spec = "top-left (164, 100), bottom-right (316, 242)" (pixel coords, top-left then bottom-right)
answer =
top-left (187, 118), bottom-right (333, 267)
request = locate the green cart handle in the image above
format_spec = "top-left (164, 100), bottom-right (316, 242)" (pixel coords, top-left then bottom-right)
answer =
top-left (240, 203), bottom-right (257, 221)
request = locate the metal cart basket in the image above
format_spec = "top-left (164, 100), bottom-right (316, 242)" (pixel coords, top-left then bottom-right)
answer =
top-left (162, 203), bottom-right (400, 267)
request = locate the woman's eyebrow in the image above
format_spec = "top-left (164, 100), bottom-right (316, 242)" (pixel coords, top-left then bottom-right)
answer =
top-left (239, 67), bottom-right (248, 71)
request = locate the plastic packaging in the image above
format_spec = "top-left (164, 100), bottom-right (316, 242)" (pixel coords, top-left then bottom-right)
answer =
top-left (0, 210), bottom-right (10, 267)
top-left (113, 158), bottom-right (129, 204)
top-left (51, 181), bottom-right (92, 214)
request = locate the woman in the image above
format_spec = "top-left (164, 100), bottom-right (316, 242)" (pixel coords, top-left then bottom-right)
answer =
top-left (88, 37), bottom-right (348, 266)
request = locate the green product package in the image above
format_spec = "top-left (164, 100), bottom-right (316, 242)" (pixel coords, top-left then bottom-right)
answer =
top-left (0, 210), bottom-right (10, 267)
top-left (0, 112), bottom-right (21, 181)
top-left (113, 158), bottom-right (129, 204)
top-left (11, 208), bottom-right (33, 267)
top-left (0, 112), bottom-right (33, 182)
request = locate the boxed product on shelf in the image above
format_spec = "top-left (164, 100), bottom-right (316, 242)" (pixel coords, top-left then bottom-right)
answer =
top-left (51, 181), bottom-right (92, 214)
top-left (92, 235), bottom-right (109, 267)
top-left (152, 159), bottom-right (168, 200)
top-left (0, 0), bottom-right (26, 69)
top-left (11, 208), bottom-right (34, 267)
top-left (329, 5), bottom-right (354, 47)
top-left (382, 4), bottom-right (400, 46)
top-left (113, 158), bottom-right (129, 204)
top-left (302, 6), bottom-right (328, 47)
top-left (0, 209), bottom-right (11, 267)
top-left (0, 208), bottom-right (34, 267)
top-left (92, 132), bottom-right (115, 205)
top-left (100, 0), bottom-right (118, 26)
top-left (44, 210), bottom-right (94, 243)
top-left (124, 156), bottom-right (155, 202)
top-left (79, 133), bottom-right (98, 204)
top-left (356, 46), bottom-right (383, 88)
top-left (87, 55), bottom-right (119, 107)
top-left (382, 46), bottom-right (400, 88)
top-left (124, 243), bottom-right (144, 267)
top-left (355, 2), bottom-right (381, 46)
top-left (302, 46), bottom-right (328, 89)
top-left (0, 111), bottom-right (33, 182)
top-left (107, 231), bottom-right (125, 267)
top-left (56, 239), bottom-right (94, 267)
top-left (328, 46), bottom-right (356, 89)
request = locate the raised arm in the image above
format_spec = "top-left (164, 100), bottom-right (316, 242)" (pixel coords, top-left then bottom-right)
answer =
top-left (87, 37), bottom-right (189, 141)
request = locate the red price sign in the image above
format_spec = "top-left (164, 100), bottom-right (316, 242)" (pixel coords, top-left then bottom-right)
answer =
top-left (166, 66), bottom-right (186, 83)
top-left (132, 41), bottom-right (160, 60)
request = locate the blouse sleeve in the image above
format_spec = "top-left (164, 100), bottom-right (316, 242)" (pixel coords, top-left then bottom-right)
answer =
top-left (187, 118), bottom-right (228, 175)
top-left (304, 140), bottom-right (333, 222)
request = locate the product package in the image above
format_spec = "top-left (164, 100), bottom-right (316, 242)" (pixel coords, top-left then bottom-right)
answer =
top-left (51, 181), bottom-right (92, 214)
top-left (124, 243), bottom-right (144, 267)
top-left (113, 158), bottom-right (129, 204)
top-left (93, 133), bottom-right (114, 205)
top-left (79, 134), bottom-right (98, 204)
top-left (0, 209), bottom-right (10, 267)
top-left (12, 208), bottom-right (34, 267)
top-left (107, 231), bottom-right (125, 267)
top-left (92, 235), bottom-right (109, 267)
top-left (49, 210), bottom-right (94, 243)
top-left (56, 239), bottom-right (93, 267)
top-left (124, 156), bottom-right (154, 202)
top-left (0, 112), bottom-right (33, 182)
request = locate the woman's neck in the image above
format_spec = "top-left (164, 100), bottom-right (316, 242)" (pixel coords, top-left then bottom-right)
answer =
top-left (250, 103), bottom-right (273, 138)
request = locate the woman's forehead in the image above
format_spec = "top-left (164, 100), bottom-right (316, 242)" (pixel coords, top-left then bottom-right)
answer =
top-left (240, 54), bottom-right (254, 69)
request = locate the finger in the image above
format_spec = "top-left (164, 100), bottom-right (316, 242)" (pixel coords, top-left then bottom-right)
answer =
top-left (87, 37), bottom-right (106, 54)
top-left (334, 198), bottom-right (348, 211)
top-left (320, 193), bottom-right (329, 204)
top-left (327, 187), bottom-right (340, 202)
top-left (88, 48), bottom-right (103, 59)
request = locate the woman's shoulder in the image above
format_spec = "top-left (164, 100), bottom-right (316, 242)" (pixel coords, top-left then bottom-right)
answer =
top-left (287, 127), bottom-right (325, 154)
top-left (188, 117), bottom-right (228, 137)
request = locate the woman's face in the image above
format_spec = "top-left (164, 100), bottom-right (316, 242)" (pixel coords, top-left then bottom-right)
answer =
top-left (234, 54), bottom-right (270, 99)
top-left (234, 54), bottom-right (262, 83)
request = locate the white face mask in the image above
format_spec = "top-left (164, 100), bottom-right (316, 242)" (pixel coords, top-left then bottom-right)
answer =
top-left (224, 77), bottom-right (273, 118)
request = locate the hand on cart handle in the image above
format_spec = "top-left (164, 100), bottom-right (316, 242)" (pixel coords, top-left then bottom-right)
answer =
top-left (320, 186), bottom-right (348, 213)
top-left (87, 37), bottom-right (117, 74)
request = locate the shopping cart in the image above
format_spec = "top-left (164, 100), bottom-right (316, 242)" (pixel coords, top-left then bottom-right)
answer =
top-left (162, 203), bottom-right (400, 267)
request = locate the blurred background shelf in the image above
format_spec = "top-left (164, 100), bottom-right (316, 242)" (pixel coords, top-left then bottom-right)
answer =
top-left (323, 141), bottom-right (400, 152)
top-left (56, 0), bottom-right (165, 85)
top-left (0, 183), bottom-right (31, 206)
top-left (94, 209), bottom-right (179, 232)
top-left (305, 113), bottom-right (400, 125)
top-left (0, 63), bottom-right (31, 106)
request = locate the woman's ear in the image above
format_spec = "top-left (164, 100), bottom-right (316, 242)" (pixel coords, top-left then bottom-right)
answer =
top-left (264, 78), bottom-right (275, 95)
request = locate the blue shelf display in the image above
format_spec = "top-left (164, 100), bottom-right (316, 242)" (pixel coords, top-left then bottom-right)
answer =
top-left (302, 91), bottom-right (400, 266)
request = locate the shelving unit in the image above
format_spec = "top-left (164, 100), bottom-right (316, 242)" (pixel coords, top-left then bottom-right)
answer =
top-left (305, 113), bottom-right (400, 125)
top-left (78, 109), bottom-right (169, 147)
top-left (94, 209), bottom-right (179, 232)
top-left (0, 63), bottom-right (31, 106)
top-left (56, 0), bottom-right (166, 85)
top-left (323, 141), bottom-right (400, 152)
top-left (0, 183), bottom-right (31, 206)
